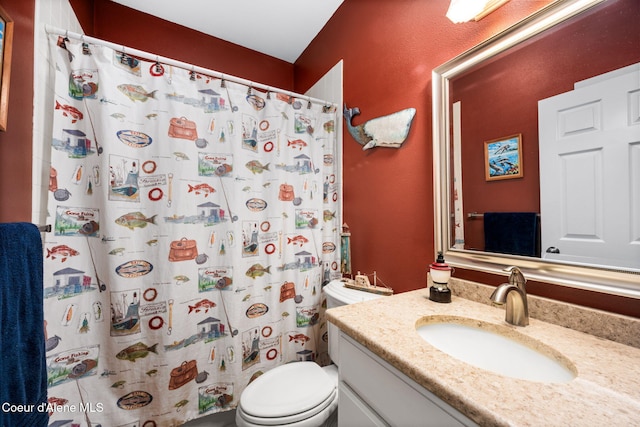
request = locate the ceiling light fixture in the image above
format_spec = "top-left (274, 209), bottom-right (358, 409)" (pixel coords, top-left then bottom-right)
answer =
top-left (446, 0), bottom-right (511, 23)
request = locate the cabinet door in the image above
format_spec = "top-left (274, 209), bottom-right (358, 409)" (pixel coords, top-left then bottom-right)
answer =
top-left (339, 333), bottom-right (477, 426)
top-left (338, 382), bottom-right (389, 427)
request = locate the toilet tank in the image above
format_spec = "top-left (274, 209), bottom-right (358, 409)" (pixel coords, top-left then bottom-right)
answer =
top-left (323, 280), bottom-right (384, 365)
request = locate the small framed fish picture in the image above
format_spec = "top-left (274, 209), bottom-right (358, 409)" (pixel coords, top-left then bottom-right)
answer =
top-left (0, 4), bottom-right (13, 132)
top-left (483, 134), bottom-right (523, 181)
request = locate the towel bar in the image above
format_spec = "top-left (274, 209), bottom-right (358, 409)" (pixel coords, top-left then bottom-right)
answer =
top-left (467, 212), bottom-right (540, 219)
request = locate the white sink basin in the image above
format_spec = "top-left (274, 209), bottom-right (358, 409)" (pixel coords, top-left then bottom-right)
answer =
top-left (416, 316), bottom-right (576, 383)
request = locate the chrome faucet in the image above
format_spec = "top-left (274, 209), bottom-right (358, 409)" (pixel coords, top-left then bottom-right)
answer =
top-left (490, 266), bottom-right (529, 326)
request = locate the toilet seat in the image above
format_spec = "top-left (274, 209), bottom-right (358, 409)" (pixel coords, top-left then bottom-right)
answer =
top-left (237, 388), bottom-right (337, 426)
top-left (237, 362), bottom-right (338, 426)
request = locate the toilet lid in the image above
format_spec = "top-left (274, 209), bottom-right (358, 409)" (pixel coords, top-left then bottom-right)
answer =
top-left (240, 362), bottom-right (336, 419)
top-left (324, 279), bottom-right (384, 304)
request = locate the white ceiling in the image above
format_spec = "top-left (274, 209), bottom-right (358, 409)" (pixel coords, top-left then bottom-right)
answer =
top-left (111, 0), bottom-right (345, 63)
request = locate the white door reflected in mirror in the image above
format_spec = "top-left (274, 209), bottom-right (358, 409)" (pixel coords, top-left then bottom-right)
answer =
top-left (538, 63), bottom-right (640, 270)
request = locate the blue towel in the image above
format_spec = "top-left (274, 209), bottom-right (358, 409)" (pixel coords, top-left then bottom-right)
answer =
top-left (0, 223), bottom-right (48, 427)
top-left (484, 212), bottom-right (540, 257)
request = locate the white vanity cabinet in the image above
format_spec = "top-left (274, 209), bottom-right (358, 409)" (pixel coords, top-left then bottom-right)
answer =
top-left (338, 332), bottom-right (478, 426)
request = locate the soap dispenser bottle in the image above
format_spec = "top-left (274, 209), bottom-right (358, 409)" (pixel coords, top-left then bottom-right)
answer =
top-left (429, 252), bottom-right (452, 303)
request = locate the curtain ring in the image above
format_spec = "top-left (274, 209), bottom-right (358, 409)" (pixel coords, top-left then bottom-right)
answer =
top-left (60, 31), bottom-right (69, 50)
top-left (119, 47), bottom-right (130, 65)
top-left (247, 85), bottom-right (253, 96)
top-left (80, 35), bottom-right (91, 55)
top-left (150, 62), bottom-right (164, 76)
top-left (190, 67), bottom-right (196, 81)
top-left (307, 97), bottom-right (312, 109)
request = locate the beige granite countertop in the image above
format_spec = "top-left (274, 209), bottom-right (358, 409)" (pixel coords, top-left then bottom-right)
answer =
top-left (326, 283), bottom-right (640, 426)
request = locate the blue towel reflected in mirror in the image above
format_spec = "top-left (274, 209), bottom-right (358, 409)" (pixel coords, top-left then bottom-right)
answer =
top-left (484, 212), bottom-right (540, 257)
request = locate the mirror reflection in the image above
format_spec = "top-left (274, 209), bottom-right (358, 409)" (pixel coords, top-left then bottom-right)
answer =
top-left (448, 0), bottom-right (639, 271)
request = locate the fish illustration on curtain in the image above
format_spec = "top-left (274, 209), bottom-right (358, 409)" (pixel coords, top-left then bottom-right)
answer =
top-left (44, 34), bottom-right (340, 426)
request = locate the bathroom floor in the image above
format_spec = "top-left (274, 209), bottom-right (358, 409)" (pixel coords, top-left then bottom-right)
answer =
top-left (183, 407), bottom-right (339, 426)
top-left (182, 409), bottom-right (237, 426)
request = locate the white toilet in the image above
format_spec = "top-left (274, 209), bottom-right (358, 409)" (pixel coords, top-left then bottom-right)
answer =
top-left (235, 279), bottom-right (383, 427)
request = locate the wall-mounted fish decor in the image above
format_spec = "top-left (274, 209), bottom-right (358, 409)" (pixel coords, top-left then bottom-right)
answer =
top-left (343, 104), bottom-right (416, 150)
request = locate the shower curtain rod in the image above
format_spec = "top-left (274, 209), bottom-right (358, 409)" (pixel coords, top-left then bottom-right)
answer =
top-left (45, 25), bottom-right (337, 108)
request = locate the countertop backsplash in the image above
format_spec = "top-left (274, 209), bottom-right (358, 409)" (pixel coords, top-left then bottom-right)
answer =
top-left (446, 277), bottom-right (640, 349)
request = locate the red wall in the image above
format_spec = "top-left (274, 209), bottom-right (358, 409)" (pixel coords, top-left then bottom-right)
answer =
top-left (454, 0), bottom-right (640, 251)
top-left (293, 2), bottom-right (549, 287)
top-left (294, 0), bottom-right (639, 317)
top-left (0, 0), bottom-right (34, 222)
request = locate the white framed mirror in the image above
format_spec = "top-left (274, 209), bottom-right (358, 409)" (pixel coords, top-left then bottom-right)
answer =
top-left (432, 0), bottom-right (640, 299)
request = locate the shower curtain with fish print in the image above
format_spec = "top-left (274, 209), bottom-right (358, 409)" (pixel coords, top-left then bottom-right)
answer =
top-left (43, 34), bottom-right (341, 426)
